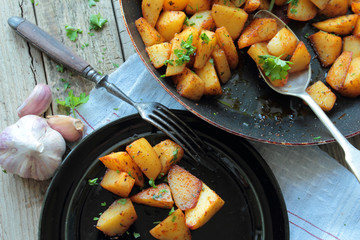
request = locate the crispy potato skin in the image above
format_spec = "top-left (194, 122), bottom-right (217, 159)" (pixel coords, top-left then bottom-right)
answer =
top-left (312, 14), bottom-right (358, 35)
top-left (319, 0), bottom-right (348, 17)
top-left (172, 67), bottom-right (205, 100)
top-left (135, 17), bottom-right (165, 47)
top-left (326, 51), bottom-right (352, 91)
top-left (287, 0), bottom-right (317, 21)
top-left (309, 31), bottom-right (342, 67)
top-left (212, 45), bottom-right (232, 84)
top-left (306, 81), bottom-right (336, 111)
top-left (96, 199), bottom-right (137, 236)
top-left (186, 0), bottom-right (212, 15)
top-left (339, 57), bottom-right (360, 98)
top-left (150, 209), bottom-right (192, 240)
top-left (195, 59), bottom-right (223, 95)
top-left (163, 0), bottom-right (190, 11)
top-left (215, 27), bottom-right (239, 69)
top-left (100, 170), bottom-right (135, 197)
top-left (288, 41), bottom-right (311, 73)
top-left (267, 27), bottom-right (298, 60)
top-left (310, 0), bottom-right (330, 10)
top-left (238, 18), bottom-right (277, 49)
top-left (156, 11), bottom-right (187, 41)
top-left (99, 151), bottom-right (144, 187)
top-left (243, 0), bottom-right (261, 13)
top-left (131, 183), bottom-right (174, 209)
top-left (153, 139), bottom-right (184, 175)
top-left (142, 0), bottom-right (164, 27)
top-left (126, 138), bottom-right (162, 180)
top-left (146, 42), bottom-right (172, 69)
top-left (183, 10), bottom-right (215, 31)
top-left (343, 35), bottom-right (360, 58)
top-left (194, 30), bottom-right (217, 69)
top-left (168, 165), bottom-right (203, 211)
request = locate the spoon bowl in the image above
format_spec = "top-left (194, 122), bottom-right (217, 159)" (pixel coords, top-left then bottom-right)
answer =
top-left (253, 10), bottom-right (360, 183)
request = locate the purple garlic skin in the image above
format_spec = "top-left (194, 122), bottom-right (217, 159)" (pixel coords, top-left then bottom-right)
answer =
top-left (17, 84), bottom-right (52, 118)
top-left (0, 115), bottom-right (66, 180)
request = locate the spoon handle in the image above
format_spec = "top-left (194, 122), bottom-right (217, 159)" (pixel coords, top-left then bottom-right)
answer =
top-left (300, 92), bottom-right (360, 182)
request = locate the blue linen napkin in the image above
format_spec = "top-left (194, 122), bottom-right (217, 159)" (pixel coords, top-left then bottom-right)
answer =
top-left (76, 54), bottom-right (360, 240)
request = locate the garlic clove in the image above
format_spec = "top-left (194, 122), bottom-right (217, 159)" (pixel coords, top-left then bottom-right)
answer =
top-left (17, 84), bottom-right (52, 118)
top-left (0, 115), bottom-right (66, 181)
top-left (46, 115), bottom-right (85, 142)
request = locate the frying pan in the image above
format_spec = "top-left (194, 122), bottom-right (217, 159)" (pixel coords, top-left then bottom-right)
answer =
top-left (119, 2), bottom-right (360, 145)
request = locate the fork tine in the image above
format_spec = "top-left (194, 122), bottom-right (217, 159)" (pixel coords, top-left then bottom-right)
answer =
top-left (147, 114), bottom-right (203, 165)
top-left (155, 105), bottom-right (206, 152)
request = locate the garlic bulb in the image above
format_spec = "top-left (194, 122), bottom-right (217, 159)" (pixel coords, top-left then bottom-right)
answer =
top-left (17, 84), bottom-right (52, 118)
top-left (46, 115), bottom-right (85, 142)
top-left (0, 115), bottom-right (66, 180)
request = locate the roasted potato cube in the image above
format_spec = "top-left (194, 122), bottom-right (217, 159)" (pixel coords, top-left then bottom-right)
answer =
top-left (258, 0), bottom-right (270, 10)
top-left (213, 0), bottom-right (236, 7)
top-left (326, 51), bottom-right (352, 91)
top-left (231, 0), bottom-right (247, 7)
top-left (243, 0), bottom-right (261, 12)
top-left (185, 183), bottom-right (225, 230)
top-left (96, 199), bottom-right (137, 237)
top-left (215, 27), bottom-right (239, 69)
top-left (319, 0), bottom-right (348, 17)
top-left (142, 0), bottom-right (164, 27)
top-left (131, 183), bottom-right (174, 209)
top-left (146, 42), bottom-right (172, 69)
top-left (339, 57), bottom-right (360, 98)
top-left (306, 81), bottom-right (336, 111)
top-left (194, 30), bottom-right (217, 69)
top-left (237, 18), bottom-right (277, 49)
top-left (172, 67), bottom-right (205, 100)
top-left (352, 1), bottom-right (360, 14)
top-left (126, 138), bottom-right (162, 180)
top-left (150, 209), bottom-right (191, 240)
top-left (212, 45), bottom-right (232, 84)
top-left (312, 14), bottom-right (358, 35)
top-left (100, 170), bottom-right (135, 197)
top-left (288, 41), bottom-right (311, 73)
top-left (211, 4), bottom-right (248, 40)
top-left (195, 59), bottom-right (223, 95)
top-left (310, 0), bottom-right (330, 10)
top-left (267, 27), bottom-right (298, 60)
top-left (275, 0), bottom-right (287, 5)
top-left (163, 0), bottom-right (190, 11)
top-left (99, 151), bottom-right (144, 187)
top-left (156, 11), bottom-right (187, 41)
top-left (135, 17), bottom-right (165, 47)
top-left (153, 139), bottom-right (184, 175)
top-left (343, 35), bottom-right (360, 58)
top-left (247, 43), bottom-right (288, 87)
top-left (168, 165), bottom-right (203, 211)
top-left (353, 17), bottom-right (360, 37)
top-left (186, 0), bottom-right (212, 15)
top-left (309, 31), bottom-right (342, 67)
top-left (183, 10), bottom-right (215, 31)
top-left (287, 0), bottom-right (317, 21)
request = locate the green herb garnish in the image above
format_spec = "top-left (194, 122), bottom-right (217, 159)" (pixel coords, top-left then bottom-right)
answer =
top-left (65, 25), bottom-right (83, 42)
top-left (56, 64), bottom-right (64, 73)
top-left (169, 207), bottom-right (175, 215)
top-left (133, 232), bottom-right (140, 239)
top-left (258, 55), bottom-right (293, 81)
top-left (200, 32), bottom-right (210, 44)
top-left (101, 202), bottom-right (106, 206)
top-left (149, 178), bottom-right (157, 188)
top-left (56, 90), bottom-right (89, 118)
top-left (118, 199), bottom-right (127, 205)
top-left (88, 178), bottom-right (98, 186)
top-left (89, 14), bottom-right (108, 30)
top-left (174, 34), bottom-right (196, 66)
top-left (88, 0), bottom-right (99, 7)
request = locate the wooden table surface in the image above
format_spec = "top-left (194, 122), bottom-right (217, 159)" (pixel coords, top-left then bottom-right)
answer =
top-left (0, 1), bottom-right (359, 239)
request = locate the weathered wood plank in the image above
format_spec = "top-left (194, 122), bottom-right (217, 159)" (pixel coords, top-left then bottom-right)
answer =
top-left (0, 2), bottom-right (49, 240)
top-left (33, 0), bottom-right (124, 115)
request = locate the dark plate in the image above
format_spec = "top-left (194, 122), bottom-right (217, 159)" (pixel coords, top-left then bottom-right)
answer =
top-left (39, 111), bottom-right (289, 240)
top-left (119, 2), bottom-right (360, 145)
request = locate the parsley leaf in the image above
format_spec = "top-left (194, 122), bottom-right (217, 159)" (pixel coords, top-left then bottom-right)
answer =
top-left (88, 0), bottom-right (99, 7)
top-left (56, 64), bottom-right (64, 73)
top-left (89, 14), bottom-right (108, 30)
top-left (258, 55), bottom-right (293, 81)
top-left (200, 32), bottom-right (210, 44)
top-left (88, 178), bottom-right (98, 186)
top-left (149, 178), bottom-right (157, 188)
top-left (287, 0), bottom-right (299, 5)
top-left (169, 207), bottom-right (175, 215)
top-left (133, 232), bottom-right (140, 239)
top-left (56, 90), bottom-right (89, 118)
top-left (174, 34), bottom-right (196, 66)
top-left (65, 25), bottom-right (83, 42)
top-left (117, 199), bottom-right (127, 205)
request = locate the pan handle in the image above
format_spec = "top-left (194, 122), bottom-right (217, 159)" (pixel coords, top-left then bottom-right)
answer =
top-left (7, 16), bottom-right (102, 84)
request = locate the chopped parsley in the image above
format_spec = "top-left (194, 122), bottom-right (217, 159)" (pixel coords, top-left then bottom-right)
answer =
top-left (172, 215), bottom-right (177, 222)
top-left (56, 64), bottom-right (64, 73)
top-left (200, 32), bottom-right (210, 44)
top-left (89, 14), bottom-right (108, 30)
top-left (174, 34), bottom-right (196, 66)
top-left (133, 232), bottom-right (140, 238)
top-left (56, 90), bottom-right (89, 118)
top-left (164, 59), bottom-right (174, 66)
top-left (118, 199), bottom-right (127, 205)
top-left (169, 207), bottom-right (175, 215)
top-left (60, 78), bottom-right (71, 90)
top-left (113, 63), bottom-right (120, 68)
top-left (153, 221), bottom-right (162, 224)
top-left (65, 25), bottom-right (83, 42)
top-left (101, 202), bottom-right (106, 206)
top-left (258, 55), bottom-right (293, 81)
top-left (88, 0), bottom-right (99, 7)
top-left (2, 169), bottom-right (7, 174)
top-left (313, 136), bottom-right (322, 140)
top-left (81, 42), bottom-right (89, 49)
top-left (93, 217), bottom-right (99, 221)
top-left (88, 178), bottom-right (98, 186)
top-left (149, 178), bottom-right (157, 188)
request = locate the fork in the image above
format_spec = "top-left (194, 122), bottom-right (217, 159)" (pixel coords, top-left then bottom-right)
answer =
top-left (8, 16), bottom-right (207, 164)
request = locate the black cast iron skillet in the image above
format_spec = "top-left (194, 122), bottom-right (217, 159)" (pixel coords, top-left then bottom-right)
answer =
top-left (39, 111), bottom-right (289, 240)
top-left (119, 2), bottom-right (360, 145)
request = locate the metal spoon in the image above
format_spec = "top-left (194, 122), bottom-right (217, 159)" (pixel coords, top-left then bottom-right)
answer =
top-left (254, 10), bottom-right (360, 182)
